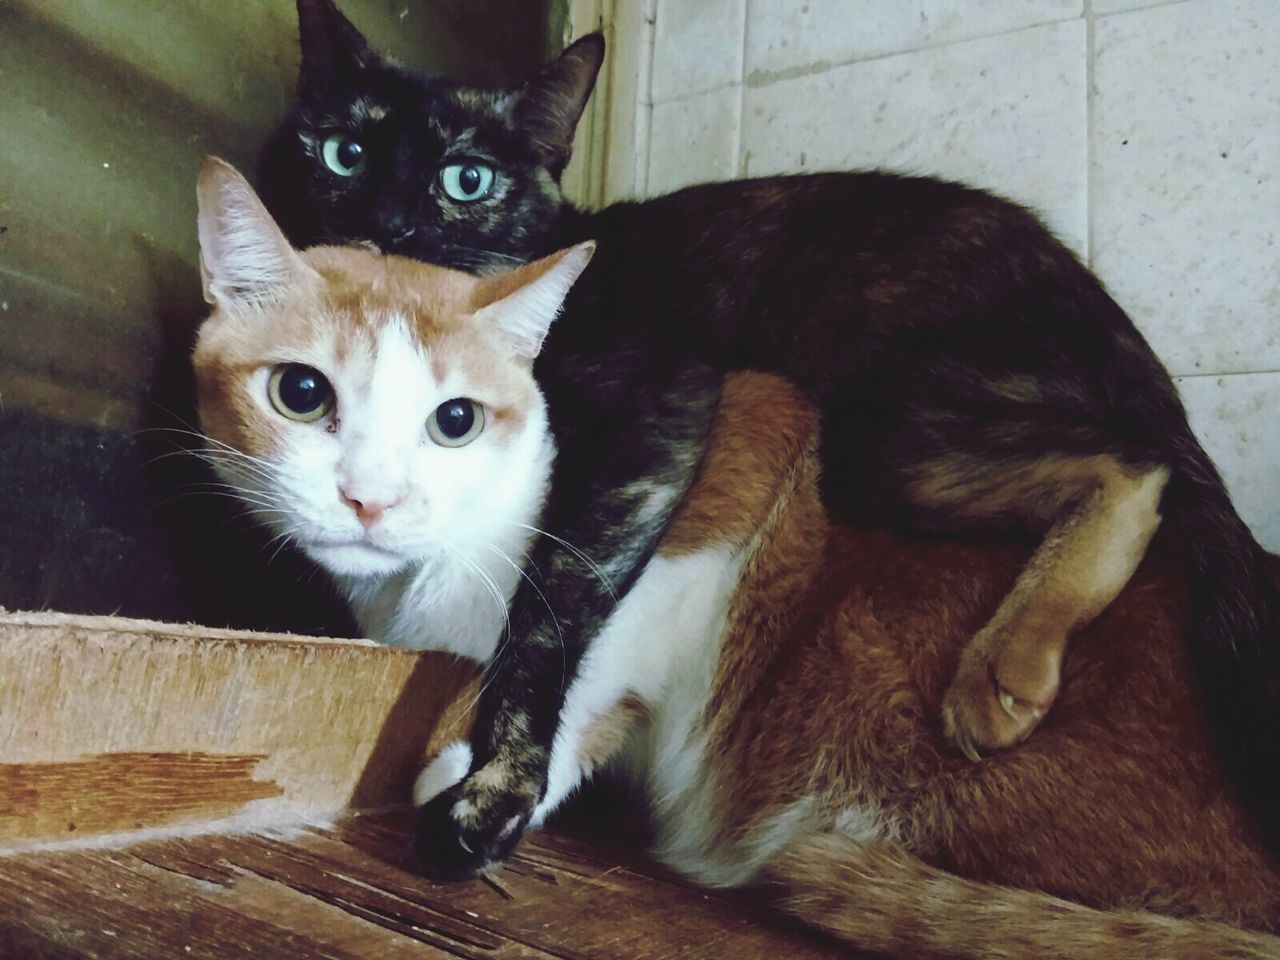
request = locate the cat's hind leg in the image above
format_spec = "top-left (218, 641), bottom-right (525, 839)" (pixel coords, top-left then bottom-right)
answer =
top-left (906, 453), bottom-right (1170, 757)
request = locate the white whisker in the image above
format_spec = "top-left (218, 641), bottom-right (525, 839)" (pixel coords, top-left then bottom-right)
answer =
top-left (470, 538), bottom-right (569, 694)
top-left (262, 526), bottom-right (300, 566)
top-left (444, 544), bottom-right (510, 636)
top-left (505, 522), bottom-right (618, 603)
top-left (440, 544), bottom-right (519, 717)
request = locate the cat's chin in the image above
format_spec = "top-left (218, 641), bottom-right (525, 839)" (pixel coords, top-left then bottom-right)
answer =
top-left (304, 541), bottom-right (412, 579)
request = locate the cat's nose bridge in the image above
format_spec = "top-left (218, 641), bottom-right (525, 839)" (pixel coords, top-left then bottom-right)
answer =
top-left (371, 197), bottom-right (412, 241)
top-left (338, 438), bottom-right (409, 526)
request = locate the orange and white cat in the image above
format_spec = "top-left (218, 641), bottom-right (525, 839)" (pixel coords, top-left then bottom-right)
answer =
top-left (194, 158), bottom-right (1280, 958)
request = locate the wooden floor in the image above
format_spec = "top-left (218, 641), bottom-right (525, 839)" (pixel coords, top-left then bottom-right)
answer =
top-left (0, 808), bottom-right (855, 960)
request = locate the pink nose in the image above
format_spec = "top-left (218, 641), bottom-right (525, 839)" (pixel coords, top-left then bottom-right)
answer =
top-left (340, 490), bottom-right (402, 527)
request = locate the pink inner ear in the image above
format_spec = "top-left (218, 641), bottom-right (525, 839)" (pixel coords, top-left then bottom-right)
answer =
top-left (196, 157), bottom-right (309, 306)
top-left (472, 242), bottom-right (595, 360)
top-left (471, 245), bottom-right (585, 311)
top-left (198, 251), bottom-right (217, 306)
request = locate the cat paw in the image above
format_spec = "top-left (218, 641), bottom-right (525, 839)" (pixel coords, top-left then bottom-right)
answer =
top-left (413, 741), bottom-right (472, 806)
top-left (413, 761), bottom-right (537, 880)
top-left (941, 639), bottom-right (1061, 760)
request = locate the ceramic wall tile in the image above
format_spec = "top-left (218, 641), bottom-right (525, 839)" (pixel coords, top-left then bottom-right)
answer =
top-left (1091, 0), bottom-right (1280, 375)
top-left (741, 21), bottom-right (1088, 255)
top-left (1092, 0), bottom-right (1183, 14)
top-left (744, 0), bottom-right (1082, 80)
top-left (648, 85), bottom-right (742, 195)
top-left (1178, 372), bottom-right (1280, 551)
top-left (651, 0), bottom-right (747, 103)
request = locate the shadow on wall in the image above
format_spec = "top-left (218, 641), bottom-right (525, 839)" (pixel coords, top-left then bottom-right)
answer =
top-left (0, 0), bottom-right (550, 630)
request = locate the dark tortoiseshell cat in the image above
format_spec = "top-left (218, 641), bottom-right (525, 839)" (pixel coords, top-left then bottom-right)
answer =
top-left (258, 0), bottom-right (1280, 877)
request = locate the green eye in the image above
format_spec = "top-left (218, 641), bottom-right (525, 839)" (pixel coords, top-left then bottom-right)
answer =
top-left (439, 162), bottom-right (494, 202)
top-left (322, 134), bottom-right (366, 177)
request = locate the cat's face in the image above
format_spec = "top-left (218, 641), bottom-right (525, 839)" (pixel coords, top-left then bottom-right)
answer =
top-left (257, 0), bottom-right (603, 272)
top-left (193, 158), bottom-right (593, 581)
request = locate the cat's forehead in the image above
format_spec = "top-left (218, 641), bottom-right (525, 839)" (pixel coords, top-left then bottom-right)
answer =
top-left (294, 247), bottom-right (533, 394)
top-left (304, 68), bottom-right (524, 150)
top-left (304, 245), bottom-right (481, 329)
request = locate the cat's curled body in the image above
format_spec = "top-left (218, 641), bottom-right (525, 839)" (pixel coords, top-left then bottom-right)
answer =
top-left (190, 165), bottom-right (1280, 956)
top-left (257, 0), bottom-right (1280, 876)
top-left (423, 369), bottom-right (1280, 959)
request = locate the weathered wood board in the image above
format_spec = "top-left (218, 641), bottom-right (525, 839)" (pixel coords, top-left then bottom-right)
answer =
top-left (0, 810), bottom-right (851, 959)
top-left (0, 612), bottom-right (851, 958)
top-left (0, 611), bottom-right (479, 845)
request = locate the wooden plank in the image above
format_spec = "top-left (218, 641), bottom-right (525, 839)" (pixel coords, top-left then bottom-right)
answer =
top-left (312, 811), bottom-right (845, 959)
top-left (0, 811), bottom-right (848, 960)
top-left (0, 752), bottom-right (282, 841)
top-left (0, 850), bottom-right (376, 960)
top-left (599, 0), bottom-right (658, 204)
top-left (0, 611), bottom-right (854, 957)
top-left (0, 612), bottom-right (479, 845)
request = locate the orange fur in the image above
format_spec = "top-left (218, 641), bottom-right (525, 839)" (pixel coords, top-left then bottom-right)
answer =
top-left (194, 244), bottom-right (547, 460)
top-left (642, 372), bottom-right (1279, 955)
top-left (575, 694), bottom-right (650, 773)
top-left (191, 162), bottom-right (1277, 952)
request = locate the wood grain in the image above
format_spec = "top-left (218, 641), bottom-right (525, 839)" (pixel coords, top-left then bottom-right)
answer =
top-left (0, 614), bottom-right (849, 956)
top-left (0, 611), bottom-right (480, 846)
top-left (0, 752), bottom-right (281, 843)
top-left (0, 809), bottom-right (850, 959)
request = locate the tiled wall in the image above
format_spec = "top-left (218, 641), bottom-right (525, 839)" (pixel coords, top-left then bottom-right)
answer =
top-left (617, 0), bottom-right (1279, 550)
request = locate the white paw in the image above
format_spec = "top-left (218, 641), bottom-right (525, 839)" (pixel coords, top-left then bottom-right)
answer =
top-left (413, 740), bottom-right (472, 807)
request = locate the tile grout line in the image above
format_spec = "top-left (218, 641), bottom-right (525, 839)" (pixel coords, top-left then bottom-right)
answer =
top-left (644, 6), bottom-right (1185, 110)
top-left (1084, 0), bottom-right (1096, 269)
top-left (648, 11), bottom-right (1095, 107)
top-left (647, 79), bottom-right (742, 108)
top-left (735, 0), bottom-right (750, 177)
top-left (736, 13), bottom-right (1085, 94)
top-left (1173, 371), bottom-right (1280, 381)
top-left (636, 0), bottom-right (658, 198)
top-left (1097, 0), bottom-right (1198, 14)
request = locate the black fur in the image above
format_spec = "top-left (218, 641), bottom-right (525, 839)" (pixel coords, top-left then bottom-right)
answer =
top-left (260, 1), bottom-right (1280, 876)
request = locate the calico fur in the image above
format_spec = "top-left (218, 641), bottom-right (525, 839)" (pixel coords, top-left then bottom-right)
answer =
top-left (192, 166), bottom-right (1280, 956)
top-left (418, 370), bottom-right (1280, 958)
top-left (260, 0), bottom-right (1280, 875)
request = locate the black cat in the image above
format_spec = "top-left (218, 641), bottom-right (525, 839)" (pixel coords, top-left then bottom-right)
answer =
top-left (257, 0), bottom-right (1280, 877)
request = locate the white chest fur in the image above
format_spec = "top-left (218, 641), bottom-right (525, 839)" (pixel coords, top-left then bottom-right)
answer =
top-left (338, 540), bottom-right (523, 660)
top-left (413, 539), bottom-right (885, 888)
top-left (542, 544), bottom-right (797, 886)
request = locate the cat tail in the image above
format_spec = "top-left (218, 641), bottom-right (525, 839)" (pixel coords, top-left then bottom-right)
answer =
top-left (1163, 424), bottom-right (1280, 851)
top-left (766, 834), bottom-right (1280, 960)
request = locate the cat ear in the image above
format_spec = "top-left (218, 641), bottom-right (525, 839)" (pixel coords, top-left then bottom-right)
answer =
top-left (473, 241), bottom-right (596, 361)
top-left (514, 33), bottom-right (605, 174)
top-left (296, 0), bottom-right (375, 94)
top-left (196, 157), bottom-right (313, 309)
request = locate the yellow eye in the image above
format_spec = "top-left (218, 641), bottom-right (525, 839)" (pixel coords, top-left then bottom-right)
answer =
top-left (426, 398), bottom-right (484, 447)
top-left (268, 364), bottom-right (335, 423)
